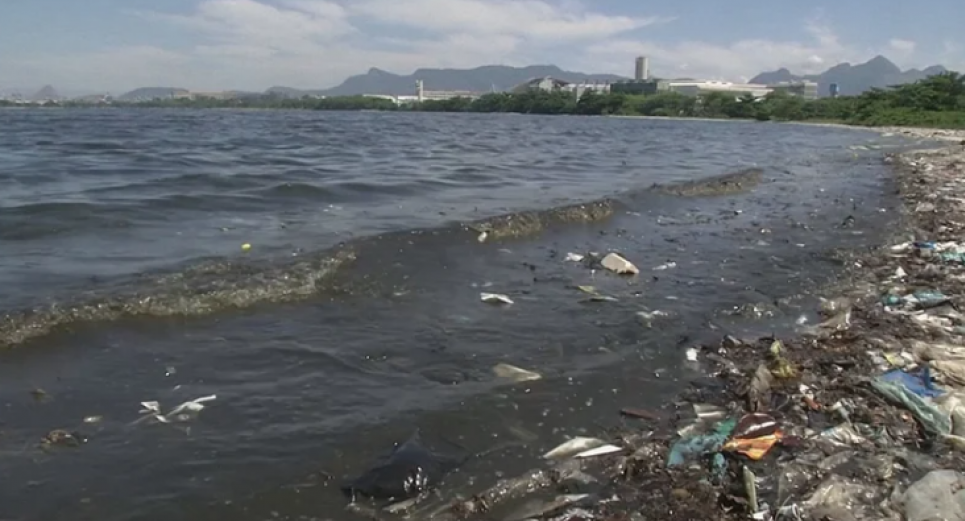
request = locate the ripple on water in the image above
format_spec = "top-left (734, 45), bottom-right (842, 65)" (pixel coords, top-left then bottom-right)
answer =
top-left (0, 109), bottom-right (909, 521)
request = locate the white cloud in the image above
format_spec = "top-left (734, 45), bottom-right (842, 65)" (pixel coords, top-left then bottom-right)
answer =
top-left (0, 0), bottom-right (960, 93)
top-left (2, 0), bottom-right (662, 92)
top-left (582, 20), bottom-right (866, 81)
top-left (350, 0), bottom-right (668, 42)
top-left (889, 38), bottom-right (916, 53)
top-left (149, 0), bottom-right (357, 54)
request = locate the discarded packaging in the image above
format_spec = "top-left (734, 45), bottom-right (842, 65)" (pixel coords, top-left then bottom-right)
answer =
top-left (492, 363), bottom-right (542, 383)
top-left (600, 252), bottom-right (639, 275)
top-left (136, 395), bottom-right (217, 424)
top-left (480, 292), bottom-right (514, 305)
top-left (543, 437), bottom-right (606, 460)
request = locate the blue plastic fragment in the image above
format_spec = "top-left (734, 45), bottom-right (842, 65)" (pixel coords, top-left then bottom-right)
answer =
top-left (870, 377), bottom-right (951, 436)
top-left (667, 418), bottom-right (737, 468)
top-left (879, 368), bottom-right (944, 398)
top-left (913, 290), bottom-right (950, 309)
top-left (882, 295), bottom-right (902, 306)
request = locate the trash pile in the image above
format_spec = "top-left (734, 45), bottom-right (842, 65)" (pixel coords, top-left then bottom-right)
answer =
top-left (347, 132), bottom-right (965, 521)
top-left (339, 130), bottom-right (965, 521)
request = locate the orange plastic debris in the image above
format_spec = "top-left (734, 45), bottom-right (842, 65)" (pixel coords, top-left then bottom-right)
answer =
top-left (721, 431), bottom-right (784, 460)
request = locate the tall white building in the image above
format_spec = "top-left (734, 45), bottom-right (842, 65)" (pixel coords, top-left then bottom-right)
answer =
top-left (634, 56), bottom-right (650, 81)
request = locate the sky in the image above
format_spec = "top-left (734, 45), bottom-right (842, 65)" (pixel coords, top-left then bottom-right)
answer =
top-left (1, 0), bottom-right (963, 95)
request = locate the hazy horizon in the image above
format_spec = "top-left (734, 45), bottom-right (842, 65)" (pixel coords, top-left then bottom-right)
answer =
top-left (2, 0), bottom-right (963, 94)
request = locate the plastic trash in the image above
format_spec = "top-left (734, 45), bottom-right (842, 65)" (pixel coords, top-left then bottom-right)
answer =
top-left (819, 424), bottom-right (868, 447)
top-left (803, 475), bottom-right (878, 520)
top-left (136, 395), bottom-right (217, 424)
top-left (618, 407), bottom-right (660, 420)
top-left (818, 296), bottom-right (853, 315)
top-left (937, 392), bottom-right (965, 436)
top-left (912, 339), bottom-right (965, 361)
top-left (743, 466), bottom-right (759, 513)
top-left (693, 403), bottom-right (727, 421)
top-left (732, 413), bottom-right (778, 439)
top-left (543, 437), bottom-right (606, 459)
top-left (721, 432), bottom-right (782, 460)
top-left (777, 460), bottom-right (821, 508)
top-left (342, 431), bottom-right (463, 502)
top-left (748, 364), bottom-right (774, 412)
top-left (574, 285), bottom-right (618, 302)
top-left (768, 340), bottom-right (797, 378)
top-left (492, 363), bottom-right (541, 383)
top-left (600, 252), bottom-right (639, 275)
top-left (574, 444), bottom-right (622, 458)
top-left (912, 290), bottom-right (951, 309)
top-left (870, 378), bottom-right (951, 435)
top-left (899, 470), bottom-right (965, 521)
top-left (667, 418), bottom-right (736, 467)
top-left (932, 359), bottom-right (965, 386)
top-left (480, 292), bottom-right (513, 305)
top-left (941, 251), bottom-right (965, 263)
top-left (879, 368), bottom-right (944, 398)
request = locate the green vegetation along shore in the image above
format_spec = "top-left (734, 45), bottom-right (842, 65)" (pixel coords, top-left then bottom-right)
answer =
top-left (5, 72), bottom-right (964, 129)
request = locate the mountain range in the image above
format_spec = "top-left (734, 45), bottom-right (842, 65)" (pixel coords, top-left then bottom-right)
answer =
top-left (749, 55), bottom-right (947, 97)
top-left (13, 56), bottom-right (951, 102)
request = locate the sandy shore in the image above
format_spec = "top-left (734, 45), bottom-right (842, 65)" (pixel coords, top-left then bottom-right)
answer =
top-left (803, 123), bottom-right (965, 143)
top-left (612, 114), bottom-right (965, 143)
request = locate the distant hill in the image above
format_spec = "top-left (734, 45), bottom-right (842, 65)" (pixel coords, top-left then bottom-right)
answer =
top-left (117, 87), bottom-right (190, 101)
top-left (73, 93), bottom-right (111, 102)
top-left (267, 65), bottom-right (628, 98)
top-left (264, 85), bottom-right (327, 97)
top-left (750, 55), bottom-right (948, 97)
top-left (32, 85), bottom-right (60, 101)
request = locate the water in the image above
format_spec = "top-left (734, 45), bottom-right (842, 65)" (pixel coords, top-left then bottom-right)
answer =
top-left (0, 109), bottom-right (905, 520)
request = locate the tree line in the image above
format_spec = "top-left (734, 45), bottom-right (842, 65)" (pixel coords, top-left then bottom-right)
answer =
top-left (7, 72), bottom-right (965, 128)
top-left (413, 73), bottom-right (965, 128)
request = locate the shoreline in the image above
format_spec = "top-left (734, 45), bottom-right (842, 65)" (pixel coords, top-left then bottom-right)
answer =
top-left (610, 113), bottom-right (965, 140)
top-left (10, 104), bottom-right (965, 136)
top-left (394, 128), bottom-right (965, 520)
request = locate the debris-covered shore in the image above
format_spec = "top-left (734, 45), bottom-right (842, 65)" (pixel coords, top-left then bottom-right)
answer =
top-left (348, 127), bottom-right (965, 521)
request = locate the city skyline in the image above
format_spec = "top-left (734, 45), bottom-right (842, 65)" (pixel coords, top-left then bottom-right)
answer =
top-left (1, 0), bottom-right (963, 93)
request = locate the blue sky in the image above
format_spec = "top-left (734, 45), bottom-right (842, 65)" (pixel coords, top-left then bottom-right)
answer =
top-left (1, 0), bottom-right (962, 94)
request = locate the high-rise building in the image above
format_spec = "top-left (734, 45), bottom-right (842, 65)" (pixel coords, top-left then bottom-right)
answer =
top-left (829, 83), bottom-right (840, 98)
top-left (634, 56), bottom-right (650, 81)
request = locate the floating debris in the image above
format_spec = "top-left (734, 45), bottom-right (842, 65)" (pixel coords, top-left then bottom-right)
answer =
top-left (565, 252), bottom-right (585, 262)
top-left (543, 436), bottom-right (606, 459)
top-left (600, 252), bottom-right (639, 275)
top-left (135, 395), bottom-right (217, 424)
top-left (40, 429), bottom-right (87, 450)
top-left (492, 363), bottom-right (541, 383)
top-left (480, 292), bottom-right (514, 305)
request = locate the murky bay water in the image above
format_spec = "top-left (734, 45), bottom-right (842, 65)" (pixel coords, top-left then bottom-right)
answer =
top-left (0, 109), bottom-right (906, 520)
